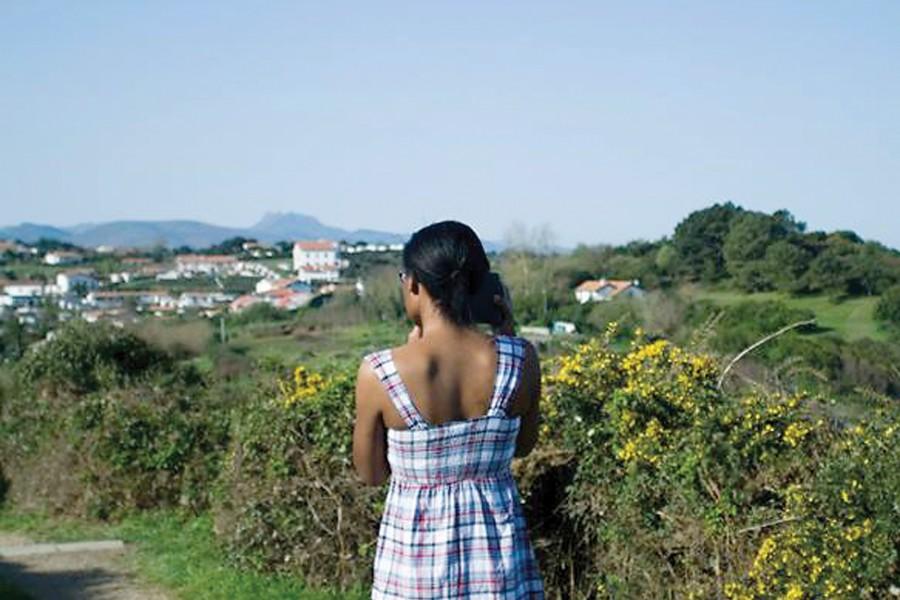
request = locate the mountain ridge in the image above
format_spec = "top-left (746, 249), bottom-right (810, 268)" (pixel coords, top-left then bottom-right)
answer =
top-left (0, 213), bottom-right (511, 252)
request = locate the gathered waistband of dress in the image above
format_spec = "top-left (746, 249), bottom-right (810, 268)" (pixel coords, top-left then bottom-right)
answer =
top-left (389, 470), bottom-right (514, 489)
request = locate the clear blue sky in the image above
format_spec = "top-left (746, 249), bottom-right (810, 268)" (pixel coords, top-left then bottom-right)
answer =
top-left (2, 1), bottom-right (898, 249)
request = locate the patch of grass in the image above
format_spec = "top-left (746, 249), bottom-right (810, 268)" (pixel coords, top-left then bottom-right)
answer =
top-left (0, 508), bottom-right (368, 599)
top-left (680, 287), bottom-right (886, 341)
top-left (226, 319), bottom-right (408, 368)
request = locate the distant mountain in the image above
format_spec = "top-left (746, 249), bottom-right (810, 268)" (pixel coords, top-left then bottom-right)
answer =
top-left (0, 212), bottom-right (504, 252)
top-left (0, 222), bottom-right (74, 244)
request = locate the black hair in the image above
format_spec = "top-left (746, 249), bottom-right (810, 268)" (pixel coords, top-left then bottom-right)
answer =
top-left (402, 220), bottom-right (490, 327)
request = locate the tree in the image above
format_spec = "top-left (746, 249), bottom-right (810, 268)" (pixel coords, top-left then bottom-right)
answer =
top-left (764, 240), bottom-right (813, 293)
top-left (723, 211), bottom-right (790, 291)
top-left (655, 243), bottom-right (678, 276)
top-left (805, 239), bottom-right (862, 295)
top-left (500, 220), bottom-right (559, 324)
top-left (672, 202), bottom-right (744, 282)
top-left (874, 285), bottom-right (900, 328)
top-left (208, 236), bottom-right (254, 255)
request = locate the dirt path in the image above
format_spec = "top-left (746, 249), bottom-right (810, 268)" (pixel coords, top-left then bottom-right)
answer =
top-left (0, 532), bottom-right (170, 600)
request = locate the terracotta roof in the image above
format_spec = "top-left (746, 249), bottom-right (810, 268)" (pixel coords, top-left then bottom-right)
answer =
top-left (230, 294), bottom-right (264, 310)
top-left (294, 240), bottom-right (338, 251)
top-left (264, 288), bottom-right (311, 299)
top-left (575, 278), bottom-right (635, 294)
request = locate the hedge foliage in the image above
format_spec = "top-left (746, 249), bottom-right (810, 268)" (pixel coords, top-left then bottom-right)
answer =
top-left (1, 319), bottom-right (897, 598)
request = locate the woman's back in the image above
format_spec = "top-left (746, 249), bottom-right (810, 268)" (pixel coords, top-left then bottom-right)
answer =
top-left (363, 333), bottom-right (545, 599)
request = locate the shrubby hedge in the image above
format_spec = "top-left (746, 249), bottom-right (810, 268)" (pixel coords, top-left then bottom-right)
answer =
top-left (1, 319), bottom-right (897, 598)
top-left (1, 321), bottom-right (230, 517)
top-left (526, 323), bottom-right (898, 598)
top-left (213, 362), bottom-right (383, 590)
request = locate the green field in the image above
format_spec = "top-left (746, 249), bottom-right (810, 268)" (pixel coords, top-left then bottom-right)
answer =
top-left (679, 285), bottom-right (888, 341)
top-left (223, 319), bottom-right (408, 368)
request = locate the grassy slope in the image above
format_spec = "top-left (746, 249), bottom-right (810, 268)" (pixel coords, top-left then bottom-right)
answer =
top-left (225, 319), bottom-right (409, 368)
top-left (679, 285), bottom-right (887, 342)
top-left (0, 509), bottom-right (367, 600)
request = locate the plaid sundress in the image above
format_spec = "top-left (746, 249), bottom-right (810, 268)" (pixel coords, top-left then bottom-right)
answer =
top-left (363, 333), bottom-right (545, 599)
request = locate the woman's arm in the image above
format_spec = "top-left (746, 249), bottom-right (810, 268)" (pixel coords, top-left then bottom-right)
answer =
top-left (513, 341), bottom-right (541, 458)
top-left (352, 358), bottom-right (390, 486)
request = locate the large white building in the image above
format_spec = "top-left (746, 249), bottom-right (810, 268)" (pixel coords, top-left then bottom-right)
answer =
top-left (292, 240), bottom-right (345, 283)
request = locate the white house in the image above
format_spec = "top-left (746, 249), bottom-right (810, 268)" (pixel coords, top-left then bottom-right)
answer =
top-left (175, 254), bottom-right (239, 276)
top-left (551, 320), bottom-right (578, 335)
top-left (177, 291), bottom-right (235, 310)
top-left (1, 281), bottom-right (49, 308)
top-left (254, 277), bottom-right (313, 295)
top-left (293, 240), bottom-right (343, 282)
top-left (44, 251), bottom-right (82, 266)
top-left (341, 241), bottom-right (404, 254)
top-left (574, 278), bottom-right (645, 303)
top-left (56, 271), bottom-right (99, 294)
top-left (86, 290), bottom-right (177, 310)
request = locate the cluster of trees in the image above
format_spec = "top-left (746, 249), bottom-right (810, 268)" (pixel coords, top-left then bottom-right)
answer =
top-left (668, 202), bottom-right (900, 295)
top-left (443, 206), bottom-right (900, 335)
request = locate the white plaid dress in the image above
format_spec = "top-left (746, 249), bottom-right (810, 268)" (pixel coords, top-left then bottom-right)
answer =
top-left (363, 334), bottom-right (545, 599)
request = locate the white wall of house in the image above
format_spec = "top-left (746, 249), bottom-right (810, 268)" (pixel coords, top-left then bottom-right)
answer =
top-left (56, 273), bottom-right (99, 294)
top-left (293, 242), bottom-right (342, 282)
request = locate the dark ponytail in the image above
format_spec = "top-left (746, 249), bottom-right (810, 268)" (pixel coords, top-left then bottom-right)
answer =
top-left (402, 220), bottom-right (490, 327)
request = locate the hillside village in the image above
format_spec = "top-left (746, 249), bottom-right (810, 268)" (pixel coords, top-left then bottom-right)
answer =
top-left (0, 239), bottom-right (401, 326)
top-left (0, 236), bottom-right (641, 334)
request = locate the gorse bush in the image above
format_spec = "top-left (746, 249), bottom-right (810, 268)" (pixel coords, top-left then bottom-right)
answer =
top-left (1, 320), bottom-right (896, 598)
top-left (725, 414), bottom-right (900, 599)
top-left (527, 323), bottom-right (897, 599)
top-left (213, 361), bottom-right (384, 590)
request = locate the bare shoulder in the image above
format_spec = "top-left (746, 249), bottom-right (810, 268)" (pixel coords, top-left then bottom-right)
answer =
top-left (356, 351), bottom-right (387, 404)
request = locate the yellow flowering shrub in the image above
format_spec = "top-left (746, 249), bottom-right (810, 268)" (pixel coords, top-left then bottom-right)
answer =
top-left (610, 335), bottom-right (719, 467)
top-left (277, 365), bottom-right (328, 408)
top-left (530, 325), bottom-right (899, 599)
top-left (724, 411), bottom-right (900, 600)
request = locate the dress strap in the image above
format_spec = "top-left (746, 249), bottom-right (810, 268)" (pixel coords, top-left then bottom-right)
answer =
top-left (364, 348), bottom-right (427, 430)
top-left (487, 334), bottom-right (527, 417)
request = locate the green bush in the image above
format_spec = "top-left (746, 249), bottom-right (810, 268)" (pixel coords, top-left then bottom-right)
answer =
top-left (67, 376), bottom-right (232, 518)
top-left (1, 322), bottom-right (230, 519)
top-left (3, 317), bottom-right (896, 598)
top-left (529, 327), bottom-right (898, 598)
top-left (213, 360), bottom-right (384, 589)
top-left (875, 284), bottom-right (900, 327)
top-left (18, 319), bottom-right (173, 395)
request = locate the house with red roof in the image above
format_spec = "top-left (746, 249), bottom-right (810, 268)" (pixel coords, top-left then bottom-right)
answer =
top-left (292, 239), bottom-right (344, 283)
top-left (574, 278), bottom-right (645, 303)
